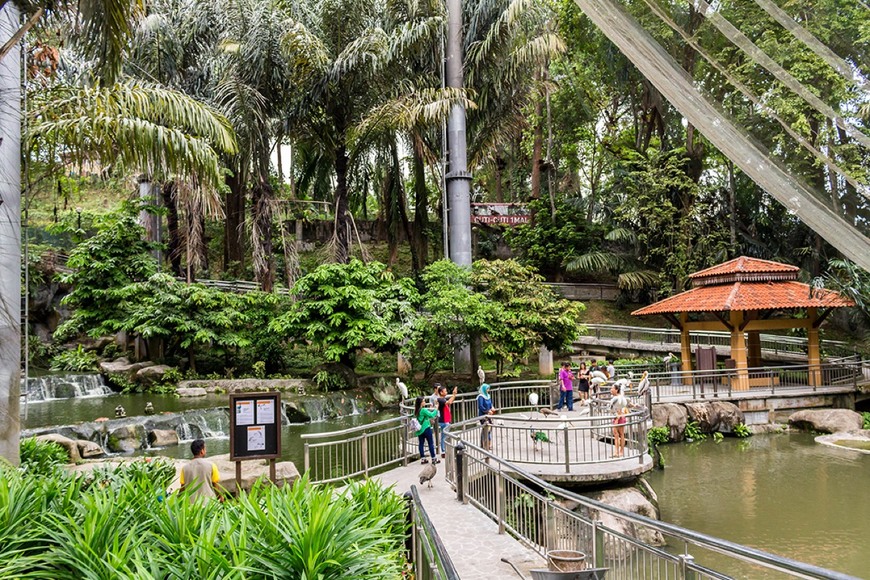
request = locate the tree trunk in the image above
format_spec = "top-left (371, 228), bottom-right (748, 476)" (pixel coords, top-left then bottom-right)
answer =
top-left (161, 181), bottom-right (183, 276)
top-left (334, 145), bottom-right (351, 263)
top-left (0, 3), bottom-right (21, 465)
top-left (412, 137), bottom-right (429, 271)
top-left (251, 178), bottom-right (275, 292)
top-left (224, 170), bottom-right (246, 275)
top-left (530, 76), bottom-right (544, 204)
top-left (494, 154), bottom-right (505, 203)
top-left (393, 141), bottom-right (418, 272)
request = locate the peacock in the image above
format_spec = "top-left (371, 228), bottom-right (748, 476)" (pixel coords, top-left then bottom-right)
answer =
top-left (418, 461), bottom-right (437, 488)
top-left (530, 429), bottom-right (552, 449)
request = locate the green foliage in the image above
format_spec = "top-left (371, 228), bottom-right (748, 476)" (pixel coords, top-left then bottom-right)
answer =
top-left (270, 259), bottom-right (418, 367)
top-left (0, 465), bottom-right (405, 578)
top-left (314, 370), bottom-right (346, 392)
top-left (356, 352), bottom-right (397, 374)
top-left (106, 374), bottom-right (138, 394)
top-left (19, 438), bottom-right (69, 475)
top-left (684, 421), bottom-right (707, 441)
top-left (49, 345), bottom-right (99, 372)
top-left (252, 361), bottom-right (267, 379)
top-left (733, 423), bottom-right (752, 438)
top-left (713, 432), bottom-right (724, 443)
top-left (864, 413), bottom-right (870, 430)
top-left (647, 426), bottom-right (670, 447)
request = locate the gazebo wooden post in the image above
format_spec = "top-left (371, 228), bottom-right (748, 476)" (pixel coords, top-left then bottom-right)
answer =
top-left (680, 312), bottom-right (692, 385)
top-left (729, 310), bottom-right (749, 391)
top-left (807, 307), bottom-right (822, 387)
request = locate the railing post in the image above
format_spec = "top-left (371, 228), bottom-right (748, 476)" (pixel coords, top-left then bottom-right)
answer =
top-left (592, 519), bottom-right (606, 568)
top-left (679, 553), bottom-right (697, 580)
top-left (402, 418), bottom-right (409, 467)
top-left (455, 442), bottom-right (465, 503)
top-left (361, 432), bottom-right (369, 477)
top-left (546, 500), bottom-right (555, 552)
top-left (304, 442), bottom-right (310, 475)
top-left (563, 423), bottom-right (570, 473)
top-left (497, 473), bottom-right (505, 535)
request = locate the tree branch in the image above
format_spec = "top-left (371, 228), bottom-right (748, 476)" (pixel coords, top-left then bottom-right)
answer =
top-left (0, 8), bottom-right (43, 63)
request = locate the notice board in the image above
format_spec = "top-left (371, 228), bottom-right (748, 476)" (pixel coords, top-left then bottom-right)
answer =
top-left (229, 392), bottom-right (281, 460)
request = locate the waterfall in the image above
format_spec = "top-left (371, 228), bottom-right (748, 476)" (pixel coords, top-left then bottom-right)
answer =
top-left (175, 409), bottom-right (230, 442)
top-left (22, 374), bottom-right (113, 402)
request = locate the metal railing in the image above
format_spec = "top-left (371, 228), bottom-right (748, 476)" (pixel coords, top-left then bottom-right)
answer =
top-left (580, 324), bottom-right (859, 359)
top-left (445, 432), bottom-right (859, 580)
top-left (406, 486), bottom-right (461, 580)
top-left (302, 416), bottom-right (406, 484)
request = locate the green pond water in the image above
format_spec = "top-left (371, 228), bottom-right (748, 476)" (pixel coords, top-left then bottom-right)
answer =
top-left (645, 434), bottom-right (870, 578)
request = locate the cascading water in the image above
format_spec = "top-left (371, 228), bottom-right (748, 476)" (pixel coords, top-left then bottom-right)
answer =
top-left (175, 409), bottom-right (230, 441)
top-left (22, 374), bottom-right (114, 402)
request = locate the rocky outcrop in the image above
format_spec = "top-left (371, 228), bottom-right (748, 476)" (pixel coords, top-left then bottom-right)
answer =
top-left (137, 365), bottom-right (173, 387)
top-left (179, 378), bottom-right (312, 394)
top-left (77, 439), bottom-right (104, 458)
top-left (176, 387), bottom-right (208, 397)
top-left (35, 434), bottom-right (81, 463)
top-left (148, 429), bottom-right (180, 447)
top-left (567, 486), bottom-right (665, 560)
top-left (108, 425), bottom-right (146, 453)
top-left (651, 403), bottom-right (688, 441)
top-left (100, 358), bottom-right (154, 382)
top-left (788, 409), bottom-right (863, 434)
top-left (685, 402), bottom-right (745, 434)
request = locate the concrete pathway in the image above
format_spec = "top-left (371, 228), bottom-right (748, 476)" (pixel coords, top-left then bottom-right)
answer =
top-left (374, 461), bottom-right (545, 580)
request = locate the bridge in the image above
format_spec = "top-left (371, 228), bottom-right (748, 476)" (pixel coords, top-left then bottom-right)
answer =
top-left (301, 376), bottom-right (863, 579)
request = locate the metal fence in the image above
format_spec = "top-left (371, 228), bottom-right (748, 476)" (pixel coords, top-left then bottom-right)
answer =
top-left (406, 486), bottom-right (461, 580)
top-left (445, 430), bottom-right (859, 580)
top-left (580, 324), bottom-right (859, 359)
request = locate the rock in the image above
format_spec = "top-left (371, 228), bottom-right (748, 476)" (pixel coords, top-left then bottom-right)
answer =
top-left (367, 376), bottom-right (399, 407)
top-left (709, 401), bottom-right (744, 433)
top-left (685, 402), bottom-right (745, 434)
top-left (282, 401), bottom-right (311, 423)
top-left (179, 378), bottom-right (313, 394)
top-left (77, 439), bottom-right (104, 458)
top-left (100, 358), bottom-right (154, 382)
top-left (108, 425), bottom-right (146, 453)
top-left (788, 409), bottom-right (863, 434)
top-left (148, 429), bottom-right (180, 447)
top-left (176, 387), bottom-right (208, 397)
top-left (569, 487), bottom-right (665, 560)
top-left (137, 365), bottom-right (174, 387)
top-left (208, 453), bottom-right (300, 494)
top-left (35, 434), bottom-right (81, 463)
top-left (651, 403), bottom-right (688, 442)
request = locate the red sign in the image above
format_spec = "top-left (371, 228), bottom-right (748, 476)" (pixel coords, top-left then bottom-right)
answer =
top-left (470, 203), bottom-right (530, 226)
top-left (471, 214), bottom-right (530, 225)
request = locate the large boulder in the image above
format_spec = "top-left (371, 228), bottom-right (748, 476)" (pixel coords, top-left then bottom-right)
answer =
top-left (179, 378), bottom-right (312, 394)
top-left (685, 402), bottom-right (745, 434)
top-left (651, 403), bottom-right (688, 442)
top-left (100, 358), bottom-right (154, 382)
top-left (35, 434), bottom-right (81, 463)
top-left (176, 387), bottom-right (208, 397)
top-left (208, 453), bottom-right (300, 494)
top-left (569, 487), bottom-right (665, 560)
top-left (77, 439), bottom-right (104, 458)
top-left (108, 425), bottom-right (146, 453)
top-left (148, 429), bottom-right (180, 447)
top-left (788, 409), bottom-right (863, 434)
top-left (137, 365), bottom-right (174, 387)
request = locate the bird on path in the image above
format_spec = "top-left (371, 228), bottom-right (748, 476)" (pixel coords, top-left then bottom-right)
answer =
top-left (396, 377), bottom-right (408, 400)
top-left (540, 408), bottom-right (560, 417)
top-left (419, 461), bottom-right (437, 488)
top-left (477, 365), bottom-right (486, 385)
top-left (530, 429), bottom-right (552, 449)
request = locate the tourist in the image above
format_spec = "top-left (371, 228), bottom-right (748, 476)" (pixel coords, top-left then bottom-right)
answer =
top-left (606, 359), bottom-right (616, 380)
top-left (577, 362), bottom-right (590, 403)
top-left (180, 439), bottom-right (221, 500)
top-left (436, 385), bottom-right (458, 458)
top-left (556, 361), bottom-right (575, 411)
top-left (414, 397), bottom-right (439, 464)
top-left (610, 382), bottom-right (630, 458)
top-left (477, 383), bottom-right (495, 450)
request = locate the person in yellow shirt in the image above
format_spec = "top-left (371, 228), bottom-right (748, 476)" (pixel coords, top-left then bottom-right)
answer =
top-left (179, 439), bottom-right (220, 500)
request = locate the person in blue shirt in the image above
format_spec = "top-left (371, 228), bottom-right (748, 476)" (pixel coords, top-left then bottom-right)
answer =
top-left (477, 383), bottom-right (495, 450)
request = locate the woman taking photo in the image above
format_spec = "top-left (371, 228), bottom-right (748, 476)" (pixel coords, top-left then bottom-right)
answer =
top-left (413, 397), bottom-right (439, 464)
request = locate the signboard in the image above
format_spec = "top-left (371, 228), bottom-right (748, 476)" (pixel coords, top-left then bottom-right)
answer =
top-left (470, 203), bottom-right (530, 225)
top-left (229, 392), bottom-right (281, 460)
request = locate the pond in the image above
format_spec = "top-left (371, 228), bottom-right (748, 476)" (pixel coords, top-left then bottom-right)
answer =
top-left (645, 433), bottom-right (870, 578)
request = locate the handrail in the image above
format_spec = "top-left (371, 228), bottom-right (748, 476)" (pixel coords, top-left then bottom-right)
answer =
top-left (300, 416), bottom-right (402, 440)
top-left (445, 427), bottom-right (859, 580)
top-left (407, 486), bottom-right (461, 580)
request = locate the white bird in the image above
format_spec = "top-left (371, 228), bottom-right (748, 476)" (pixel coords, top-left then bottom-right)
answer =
top-left (637, 371), bottom-right (650, 396)
top-left (477, 365), bottom-right (486, 385)
top-left (418, 462), bottom-right (437, 488)
top-left (528, 392), bottom-right (539, 407)
top-left (663, 352), bottom-right (675, 364)
top-left (396, 377), bottom-right (408, 400)
top-left (591, 370), bottom-right (608, 382)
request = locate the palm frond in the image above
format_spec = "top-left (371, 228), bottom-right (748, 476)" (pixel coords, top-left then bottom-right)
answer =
top-left (564, 251), bottom-right (626, 274)
top-left (605, 227), bottom-right (636, 243)
top-left (617, 270), bottom-right (660, 291)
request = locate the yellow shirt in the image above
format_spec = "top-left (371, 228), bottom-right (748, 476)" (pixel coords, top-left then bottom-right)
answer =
top-left (180, 458), bottom-right (220, 498)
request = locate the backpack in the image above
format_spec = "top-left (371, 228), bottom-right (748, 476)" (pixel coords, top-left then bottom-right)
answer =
top-left (410, 416), bottom-right (422, 432)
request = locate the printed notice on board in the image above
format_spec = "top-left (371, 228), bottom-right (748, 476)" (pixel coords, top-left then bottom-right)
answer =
top-left (247, 425), bottom-right (266, 451)
top-left (235, 400), bottom-right (255, 426)
top-left (256, 399), bottom-right (275, 424)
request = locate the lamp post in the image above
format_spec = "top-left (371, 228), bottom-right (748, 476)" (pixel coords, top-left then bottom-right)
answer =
top-left (75, 207), bottom-right (82, 230)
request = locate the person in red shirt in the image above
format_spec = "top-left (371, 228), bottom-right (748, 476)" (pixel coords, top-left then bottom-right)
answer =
top-left (436, 385), bottom-right (458, 458)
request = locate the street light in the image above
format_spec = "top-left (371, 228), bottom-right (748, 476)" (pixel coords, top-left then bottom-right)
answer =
top-left (75, 207), bottom-right (82, 230)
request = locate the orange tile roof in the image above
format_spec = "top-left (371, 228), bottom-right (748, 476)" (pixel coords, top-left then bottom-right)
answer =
top-left (632, 281), bottom-right (854, 316)
top-left (690, 256), bottom-right (798, 279)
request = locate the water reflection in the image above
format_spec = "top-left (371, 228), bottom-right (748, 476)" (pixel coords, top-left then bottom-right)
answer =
top-left (646, 434), bottom-right (870, 578)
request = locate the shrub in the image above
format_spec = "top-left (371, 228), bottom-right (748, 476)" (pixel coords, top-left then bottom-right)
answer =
top-left (647, 426), bottom-right (669, 447)
top-left (863, 412), bottom-right (870, 430)
top-left (684, 420), bottom-right (706, 441)
top-left (50, 345), bottom-right (99, 372)
top-left (733, 423), bottom-right (752, 438)
top-left (19, 438), bottom-right (68, 475)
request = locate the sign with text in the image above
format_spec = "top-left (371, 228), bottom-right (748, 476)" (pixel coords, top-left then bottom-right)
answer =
top-left (470, 203), bottom-right (530, 225)
top-left (229, 392), bottom-right (281, 460)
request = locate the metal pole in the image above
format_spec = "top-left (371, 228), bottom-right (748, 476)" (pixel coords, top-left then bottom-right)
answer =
top-left (455, 441), bottom-right (465, 502)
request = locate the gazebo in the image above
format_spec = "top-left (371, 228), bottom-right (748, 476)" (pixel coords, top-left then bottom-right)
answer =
top-left (631, 257), bottom-right (855, 389)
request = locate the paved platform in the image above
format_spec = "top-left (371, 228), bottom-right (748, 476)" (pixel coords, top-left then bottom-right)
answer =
top-left (374, 462), bottom-right (545, 580)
